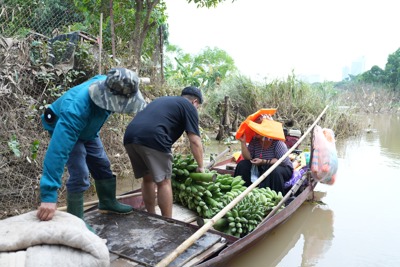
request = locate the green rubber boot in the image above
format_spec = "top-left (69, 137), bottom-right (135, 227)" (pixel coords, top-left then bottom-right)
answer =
top-left (67, 191), bottom-right (95, 233)
top-left (95, 177), bottom-right (133, 214)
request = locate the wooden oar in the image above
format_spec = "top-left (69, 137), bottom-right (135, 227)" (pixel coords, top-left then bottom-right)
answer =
top-left (155, 106), bottom-right (329, 267)
top-left (205, 146), bottom-right (231, 169)
top-left (57, 191), bottom-right (143, 211)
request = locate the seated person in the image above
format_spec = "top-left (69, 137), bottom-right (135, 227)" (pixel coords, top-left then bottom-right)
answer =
top-left (234, 115), bottom-right (293, 194)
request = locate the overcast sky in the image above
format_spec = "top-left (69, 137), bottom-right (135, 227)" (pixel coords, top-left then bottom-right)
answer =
top-left (166, 0), bottom-right (400, 82)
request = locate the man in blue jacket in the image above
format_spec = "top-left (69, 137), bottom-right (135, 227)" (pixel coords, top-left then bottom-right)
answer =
top-left (36, 68), bottom-right (146, 230)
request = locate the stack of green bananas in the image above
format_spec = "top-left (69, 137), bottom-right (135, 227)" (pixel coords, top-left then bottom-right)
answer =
top-left (171, 154), bottom-right (284, 237)
top-left (216, 187), bottom-right (284, 236)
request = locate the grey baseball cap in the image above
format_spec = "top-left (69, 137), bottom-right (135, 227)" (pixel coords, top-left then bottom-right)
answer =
top-left (89, 68), bottom-right (146, 113)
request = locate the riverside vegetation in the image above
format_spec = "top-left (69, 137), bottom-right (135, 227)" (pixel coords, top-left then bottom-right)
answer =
top-left (1, 38), bottom-right (399, 219)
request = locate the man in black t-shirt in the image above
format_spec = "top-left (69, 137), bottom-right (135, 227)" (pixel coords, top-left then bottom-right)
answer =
top-left (123, 86), bottom-right (205, 217)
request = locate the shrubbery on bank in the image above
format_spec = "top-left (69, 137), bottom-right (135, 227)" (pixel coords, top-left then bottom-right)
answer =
top-left (1, 37), bottom-right (398, 218)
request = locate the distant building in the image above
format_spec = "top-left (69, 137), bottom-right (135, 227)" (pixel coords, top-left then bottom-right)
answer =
top-left (342, 56), bottom-right (366, 80)
top-left (298, 74), bottom-right (322, 83)
top-left (342, 66), bottom-right (350, 80)
top-left (351, 56), bottom-right (366, 75)
top-left (307, 74), bottom-right (322, 83)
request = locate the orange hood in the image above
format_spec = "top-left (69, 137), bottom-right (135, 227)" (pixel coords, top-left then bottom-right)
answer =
top-left (235, 108), bottom-right (285, 143)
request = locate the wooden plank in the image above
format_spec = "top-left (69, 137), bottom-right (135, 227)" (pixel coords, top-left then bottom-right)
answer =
top-left (155, 203), bottom-right (198, 223)
top-left (210, 159), bottom-right (236, 175)
top-left (182, 242), bottom-right (226, 267)
top-left (109, 253), bottom-right (120, 262)
top-left (110, 256), bottom-right (143, 267)
top-left (85, 209), bottom-right (226, 267)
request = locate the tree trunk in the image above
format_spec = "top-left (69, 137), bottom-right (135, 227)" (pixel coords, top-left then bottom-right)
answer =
top-left (131, 0), bottom-right (160, 73)
top-left (216, 124), bottom-right (224, 141)
top-left (223, 96), bottom-right (230, 126)
top-left (231, 104), bottom-right (239, 131)
top-left (151, 29), bottom-right (159, 83)
top-left (150, 25), bottom-right (164, 84)
top-left (109, 0), bottom-right (116, 59)
top-left (159, 25), bottom-right (165, 84)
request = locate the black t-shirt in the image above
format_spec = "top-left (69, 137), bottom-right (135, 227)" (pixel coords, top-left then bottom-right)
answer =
top-left (123, 96), bottom-right (200, 153)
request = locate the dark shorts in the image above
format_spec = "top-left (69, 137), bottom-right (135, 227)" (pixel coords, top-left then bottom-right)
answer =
top-left (124, 143), bottom-right (173, 183)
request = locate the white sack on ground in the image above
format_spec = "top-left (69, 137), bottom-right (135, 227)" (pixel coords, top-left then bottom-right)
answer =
top-left (0, 211), bottom-right (109, 267)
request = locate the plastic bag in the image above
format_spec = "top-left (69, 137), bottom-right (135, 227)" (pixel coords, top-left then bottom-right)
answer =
top-left (250, 164), bottom-right (259, 183)
top-left (311, 126), bottom-right (338, 185)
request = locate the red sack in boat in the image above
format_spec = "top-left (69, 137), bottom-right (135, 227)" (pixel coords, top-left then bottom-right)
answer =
top-left (285, 135), bottom-right (299, 148)
top-left (311, 126), bottom-right (338, 185)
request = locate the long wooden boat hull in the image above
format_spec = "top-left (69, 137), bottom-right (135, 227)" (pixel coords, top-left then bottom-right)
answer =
top-left (198, 157), bottom-right (316, 266)
top-left (195, 179), bottom-right (317, 266)
top-left (84, 157), bottom-right (317, 267)
top-left (84, 191), bottom-right (237, 267)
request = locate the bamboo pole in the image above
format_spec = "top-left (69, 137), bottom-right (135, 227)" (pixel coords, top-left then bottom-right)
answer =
top-left (57, 191), bottom-right (143, 211)
top-left (260, 172), bottom-right (313, 226)
top-left (155, 105), bottom-right (329, 267)
top-left (205, 146), bottom-right (231, 169)
top-left (260, 106), bottom-right (329, 222)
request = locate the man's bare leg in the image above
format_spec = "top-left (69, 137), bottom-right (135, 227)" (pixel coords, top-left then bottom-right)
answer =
top-left (141, 174), bottom-right (156, 214)
top-left (157, 179), bottom-right (172, 218)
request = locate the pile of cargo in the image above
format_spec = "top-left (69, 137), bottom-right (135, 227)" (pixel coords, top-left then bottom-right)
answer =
top-left (171, 154), bottom-right (284, 237)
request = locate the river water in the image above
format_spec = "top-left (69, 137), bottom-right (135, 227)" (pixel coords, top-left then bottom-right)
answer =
top-left (206, 114), bottom-right (400, 267)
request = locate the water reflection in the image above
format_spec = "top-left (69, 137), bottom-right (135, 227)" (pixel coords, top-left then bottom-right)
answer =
top-left (300, 203), bottom-right (334, 267)
top-left (337, 114), bottom-right (400, 169)
top-left (205, 114), bottom-right (400, 267)
top-left (375, 115), bottom-right (400, 151)
top-left (227, 192), bottom-right (334, 267)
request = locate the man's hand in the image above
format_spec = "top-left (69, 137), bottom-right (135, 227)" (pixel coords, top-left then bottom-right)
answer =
top-left (196, 166), bottom-right (205, 173)
top-left (37, 202), bottom-right (57, 221)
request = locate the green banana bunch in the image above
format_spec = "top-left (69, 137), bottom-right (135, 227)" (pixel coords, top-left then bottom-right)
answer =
top-left (171, 154), bottom-right (285, 237)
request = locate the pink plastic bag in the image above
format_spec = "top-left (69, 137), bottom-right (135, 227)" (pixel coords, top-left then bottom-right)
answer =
top-left (311, 126), bottom-right (338, 185)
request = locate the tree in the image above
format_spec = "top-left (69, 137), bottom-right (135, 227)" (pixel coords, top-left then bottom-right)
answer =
top-left (2, 0), bottom-right (83, 37)
top-left (128, 0), bottom-right (237, 74)
top-left (73, 0), bottom-right (236, 74)
top-left (130, 0), bottom-right (163, 72)
top-left (194, 47), bottom-right (237, 87)
top-left (361, 65), bottom-right (385, 84)
top-left (384, 48), bottom-right (400, 91)
top-left (188, 0), bottom-right (237, 8)
top-left (164, 46), bottom-right (236, 88)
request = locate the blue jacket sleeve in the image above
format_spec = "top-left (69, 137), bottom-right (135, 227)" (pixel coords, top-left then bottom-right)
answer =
top-left (40, 98), bottom-right (90, 203)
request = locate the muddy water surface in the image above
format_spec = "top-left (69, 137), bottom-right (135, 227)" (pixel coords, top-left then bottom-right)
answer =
top-left (227, 114), bottom-right (400, 267)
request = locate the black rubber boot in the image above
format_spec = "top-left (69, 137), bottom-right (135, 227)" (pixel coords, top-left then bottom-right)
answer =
top-left (95, 177), bottom-right (133, 214)
top-left (67, 191), bottom-right (95, 233)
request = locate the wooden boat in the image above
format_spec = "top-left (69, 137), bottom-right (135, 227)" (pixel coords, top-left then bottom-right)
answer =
top-left (84, 190), bottom-right (238, 267)
top-left (84, 158), bottom-right (317, 267)
top-left (197, 159), bottom-right (317, 267)
top-left (84, 107), bottom-right (329, 266)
